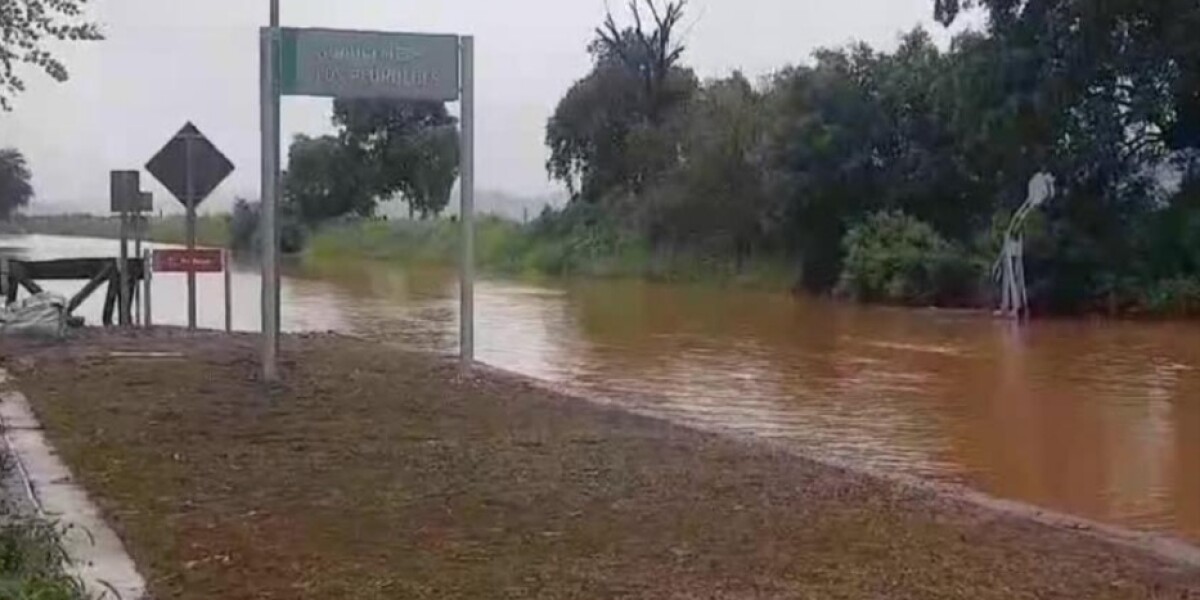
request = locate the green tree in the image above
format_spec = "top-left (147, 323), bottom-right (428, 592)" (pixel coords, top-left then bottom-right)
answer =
top-left (0, 148), bottom-right (33, 219)
top-left (931, 0), bottom-right (1200, 311)
top-left (1, 0), bottom-right (102, 110)
top-left (763, 41), bottom-right (928, 289)
top-left (228, 197), bottom-right (259, 252)
top-left (936, 0), bottom-right (1200, 159)
top-left (333, 99), bottom-right (459, 218)
top-left (404, 125), bottom-right (460, 219)
top-left (526, 0), bottom-right (1200, 313)
top-left (546, 0), bottom-right (697, 203)
top-left (654, 72), bottom-right (771, 261)
top-left (283, 135), bottom-right (373, 225)
top-left (837, 211), bottom-right (978, 306)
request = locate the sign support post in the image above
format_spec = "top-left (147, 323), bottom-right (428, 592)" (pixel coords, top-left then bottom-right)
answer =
top-left (110, 170), bottom-right (140, 328)
top-left (132, 210), bottom-right (140, 326)
top-left (260, 25), bottom-right (281, 382)
top-left (118, 207), bottom-right (130, 327)
top-left (260, 23), bottom-right (472, 380)
top-left (145, 123), bottom-right (234, 328)
top-left (142, 249), bottom-right (153, 327)
top-left (184, 135), bottom-right (198, 330)
top-left (460, 36), bottom-right (475, 366)
top-left (132, 192), bottom-right (150, 327)
top-left (225, 250), bottom-right (233, 333)
top-left (269, 1), bottom-right (282, 355)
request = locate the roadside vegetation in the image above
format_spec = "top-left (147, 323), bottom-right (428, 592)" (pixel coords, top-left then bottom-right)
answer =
top-left (532, 0), bottom-right (1200, 315)
top-left (0, 519), bottom-right (85, 600)
top-left (0, 456), bottom-right (86, 600)
top-left (308, 213), bottom-right (794, 288)
top-left (7, 1), bottom-right (1200, 316)
top-left (284, 0), bottom-right (1200, 315)
top-left (4, 214), bottom-right (232, 250)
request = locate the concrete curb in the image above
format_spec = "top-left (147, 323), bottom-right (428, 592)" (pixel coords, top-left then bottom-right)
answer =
top-left (0, 369), bottom-right (148, 600)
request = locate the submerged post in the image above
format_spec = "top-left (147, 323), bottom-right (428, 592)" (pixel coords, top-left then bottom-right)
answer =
top-left (225, 250), bottom-right (233, 333)
top-left (118, 209), bottom-right (130, 326)
top-left (143, 249), bottom-right (153, 327)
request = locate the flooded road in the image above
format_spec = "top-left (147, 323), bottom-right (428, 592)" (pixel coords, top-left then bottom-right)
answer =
top-left (5, 234), bottom-right (1199, 544)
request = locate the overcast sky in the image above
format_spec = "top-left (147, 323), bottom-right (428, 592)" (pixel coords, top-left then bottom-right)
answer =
top-left (0, 0), bottom-right (966, 214)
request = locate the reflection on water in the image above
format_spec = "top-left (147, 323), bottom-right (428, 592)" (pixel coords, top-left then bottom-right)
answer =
top-left (5, 234), bottom-right (1199, 543)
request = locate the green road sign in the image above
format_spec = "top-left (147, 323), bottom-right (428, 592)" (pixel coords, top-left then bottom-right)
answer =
top-left (279, 28), bottom-right (460, 101)
top-left (259, 25), bottom-right (474, 381)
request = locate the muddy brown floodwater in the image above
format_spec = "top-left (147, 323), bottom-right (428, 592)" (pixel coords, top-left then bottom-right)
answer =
top-left (5, 234), bottom-right (1200, 545)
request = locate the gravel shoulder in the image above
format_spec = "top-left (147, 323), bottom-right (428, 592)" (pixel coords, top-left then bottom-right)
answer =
top-left (2, 329), bottom-right (1198, 599)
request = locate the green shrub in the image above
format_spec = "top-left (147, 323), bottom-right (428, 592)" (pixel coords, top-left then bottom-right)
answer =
top-left (229, 198), bottom-right (260, 253)
top-left (1140, 277), bottom-right (1200, 316)
top-left (0, 520), bottom-right (86, 600)
top-left (0, 453), bottom-right (86, 600)
top-left (837, 211), bottom-right (980, 306)
top-left (304, 210), bottom-right (793, 288)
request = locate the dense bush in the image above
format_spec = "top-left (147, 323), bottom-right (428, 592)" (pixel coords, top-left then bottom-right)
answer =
top-left (1, 454), bottom-right (86, 600)
top-left (227, 198), bottom-right (306, 255)
top-left (228, 198), bottom-right (259, 253)
top-left (533, 0), bottom-right (1200, 315)
top-left (1139, 277), bottom-right (1200, 316)
top-left (837, 211), bottom-right (980, 306)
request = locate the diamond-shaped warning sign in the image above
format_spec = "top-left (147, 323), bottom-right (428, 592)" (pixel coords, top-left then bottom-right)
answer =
top-left (145, 122), bottom-right (234, 207)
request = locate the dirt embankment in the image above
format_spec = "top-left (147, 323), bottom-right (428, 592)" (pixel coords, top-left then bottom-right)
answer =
top-left (3, 329), bottom-right (1198, 599)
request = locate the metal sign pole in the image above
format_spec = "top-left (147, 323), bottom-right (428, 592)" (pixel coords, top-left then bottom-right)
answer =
top-left (270, 1), bottom-right (282, 354)
top-left (459, 36), bottom-right (475, 366)
top-left (143, 249), bottom-right (153, 327)
top-left (261, 24), bottom-right (281, 382)
top-left (185, 135), bottom-right (198, 330)
top-left (224, 250), bottom-right (233, 333)
top-left (118, 207), bottom-right (130, 327)
top-left (133, 211), bottom-right (142, 326)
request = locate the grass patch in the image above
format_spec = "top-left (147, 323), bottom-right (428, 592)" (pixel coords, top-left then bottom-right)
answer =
top-left (307, 218), bottom-right (797, 290)
top-left (7, 333), bottom-right (1197, 599)
top-left (4, 214), bottom-right (231, 248)
top-left (0, 456), bottom-right (86, 600)
top-left (0, 520), bottom-right (86, 600)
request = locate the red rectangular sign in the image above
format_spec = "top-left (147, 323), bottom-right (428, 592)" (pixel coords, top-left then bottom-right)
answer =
top-left (152, 249), bottom-right (225, 273)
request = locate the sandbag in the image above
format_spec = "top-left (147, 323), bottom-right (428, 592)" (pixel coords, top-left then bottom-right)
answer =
top-left (0, 292), bottom-right (67, 338)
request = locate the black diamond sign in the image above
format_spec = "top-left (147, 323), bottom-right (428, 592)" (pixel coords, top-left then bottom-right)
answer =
top-left (145, 122), bottom-right (234, 207)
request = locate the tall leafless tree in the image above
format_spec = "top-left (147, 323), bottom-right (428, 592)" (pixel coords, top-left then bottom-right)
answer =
top-left (595, 0), bottom-right (688, 123)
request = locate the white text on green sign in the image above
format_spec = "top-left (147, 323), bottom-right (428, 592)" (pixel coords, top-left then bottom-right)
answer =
top-left (279, 28), bottom-right (460, 101)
